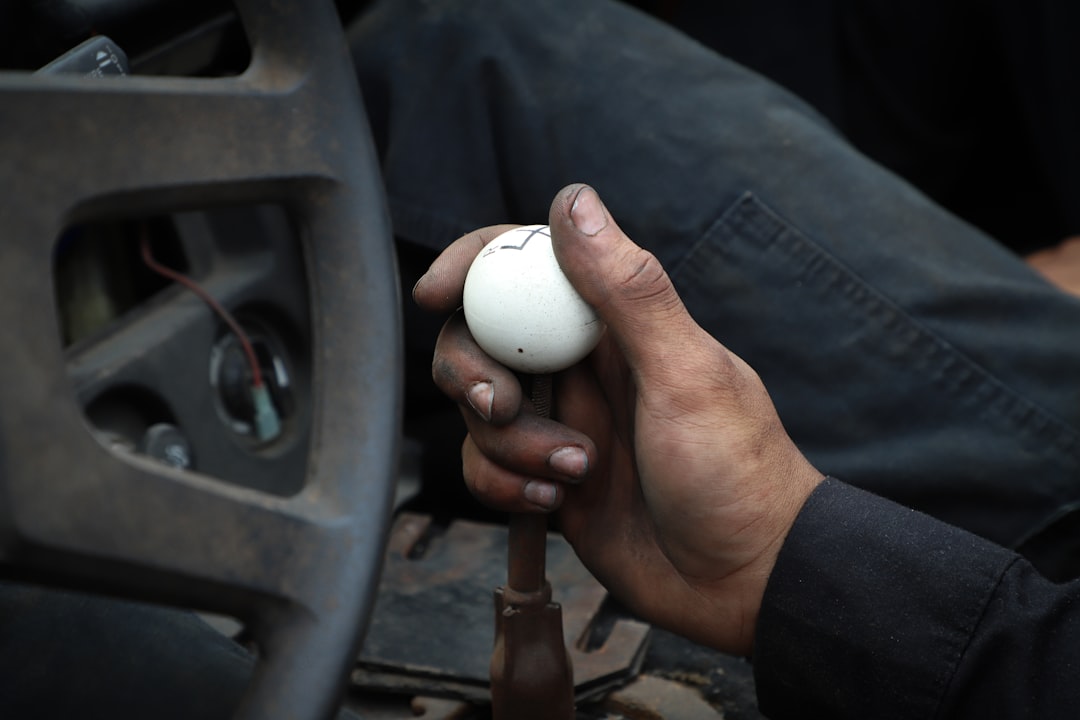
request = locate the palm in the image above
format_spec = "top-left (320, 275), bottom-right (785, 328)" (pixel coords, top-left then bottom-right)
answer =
top-left (551, 336), bottom-right (811, 652)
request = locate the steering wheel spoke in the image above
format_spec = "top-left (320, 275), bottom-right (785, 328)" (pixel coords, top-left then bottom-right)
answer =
top-left (4, 80), bottom-right (332, 222)
top-left (4, 424), bottom-right (328, 608)
top-left (0, 2), bottom-right (399, 718)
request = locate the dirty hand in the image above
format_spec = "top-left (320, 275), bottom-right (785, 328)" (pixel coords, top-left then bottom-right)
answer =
top-left (413, 184), bottom-right (823, 655)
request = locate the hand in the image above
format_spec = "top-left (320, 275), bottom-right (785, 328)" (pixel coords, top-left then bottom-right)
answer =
top-left (1027, 235), bottom-right (1080, 298)
top-left (413, 184), bottom-right (824, 655)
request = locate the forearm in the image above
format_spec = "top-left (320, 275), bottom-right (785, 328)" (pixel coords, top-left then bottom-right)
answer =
top-left (754, 478), bottom-right (1080, 719)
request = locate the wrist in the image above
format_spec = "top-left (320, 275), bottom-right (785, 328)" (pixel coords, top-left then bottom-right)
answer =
top-left (712, 462), bottom-right (826, 655)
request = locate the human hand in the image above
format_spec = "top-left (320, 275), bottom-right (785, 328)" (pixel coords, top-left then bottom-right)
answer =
top-left (413, 184), bottom-right (824, 655)
top-left (1027, 235), bottom-right (1080, 298)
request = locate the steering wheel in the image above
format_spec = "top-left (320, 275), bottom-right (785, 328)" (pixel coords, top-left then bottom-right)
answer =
top-left (0, 2), bottom-right (400, 719)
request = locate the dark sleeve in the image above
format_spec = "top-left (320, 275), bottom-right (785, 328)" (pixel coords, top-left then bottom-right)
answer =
top-left (753, 477), bottom-right (1080, 719)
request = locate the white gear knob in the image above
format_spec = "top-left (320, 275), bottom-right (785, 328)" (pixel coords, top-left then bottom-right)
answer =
top-left (463, 225), bottom-right (604, 374)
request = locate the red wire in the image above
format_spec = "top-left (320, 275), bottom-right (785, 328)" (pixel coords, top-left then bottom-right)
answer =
top-left (139, 229), bottom-right (264, 389)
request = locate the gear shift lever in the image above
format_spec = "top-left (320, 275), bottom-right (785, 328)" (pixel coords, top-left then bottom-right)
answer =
top-left (463, 225), bottom-right (604, 719)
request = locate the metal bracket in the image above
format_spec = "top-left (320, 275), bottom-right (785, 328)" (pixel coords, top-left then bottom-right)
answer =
top-left (354, 513), bottom-right (651, 704)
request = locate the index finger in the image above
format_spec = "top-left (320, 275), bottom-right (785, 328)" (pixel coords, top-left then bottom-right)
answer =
top-left (413, 224), bottom-right (520, 313)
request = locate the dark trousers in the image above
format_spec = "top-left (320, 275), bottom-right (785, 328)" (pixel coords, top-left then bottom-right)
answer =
top-left (353, 0), bottom-right (1080, 571)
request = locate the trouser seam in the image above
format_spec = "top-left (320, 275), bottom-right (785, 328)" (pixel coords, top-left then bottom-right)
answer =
top-left (700, 192), bottom-right (1080, 503)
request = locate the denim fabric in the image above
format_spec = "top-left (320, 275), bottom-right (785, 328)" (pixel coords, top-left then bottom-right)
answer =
top-left (350, 0), bottom-right (1080, 569)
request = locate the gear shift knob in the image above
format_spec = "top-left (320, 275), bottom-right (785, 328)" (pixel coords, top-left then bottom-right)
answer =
top-left (463, 224), bottom-right (603, 374)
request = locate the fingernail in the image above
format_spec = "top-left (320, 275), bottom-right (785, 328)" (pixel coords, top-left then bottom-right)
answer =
top-left (570, 186), bottom-right (609, 236)
top-left (548, 446), bottom-right (588, 478)
top-left (524, 480), bottom-right (558, 509)
top-left (466, 381), bottom-right (494, 422)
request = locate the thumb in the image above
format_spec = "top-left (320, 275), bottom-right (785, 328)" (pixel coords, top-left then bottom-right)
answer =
top-left (549, 184), bottom-right (706, 380)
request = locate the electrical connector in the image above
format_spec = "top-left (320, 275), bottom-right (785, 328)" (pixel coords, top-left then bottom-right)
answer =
top-left (251, 383), bottom-right (282, 443)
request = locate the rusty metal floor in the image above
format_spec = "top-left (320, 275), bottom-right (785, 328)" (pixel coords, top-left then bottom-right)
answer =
top-left (347, 513), bottom-right (764, 719)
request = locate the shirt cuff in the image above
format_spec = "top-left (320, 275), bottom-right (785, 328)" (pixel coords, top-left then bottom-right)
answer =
top-left (753, 477), bottom-right (1016, 719)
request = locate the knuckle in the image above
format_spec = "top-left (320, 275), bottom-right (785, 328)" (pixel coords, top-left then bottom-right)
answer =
top-left (462, 436), bottom-right (515, 507)
top-left (430, 353), bottom-right (451, 386)
top-left (616, 249), bottom-right (667, 296)
top-left (611, 248), bottom-right (685, 318)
